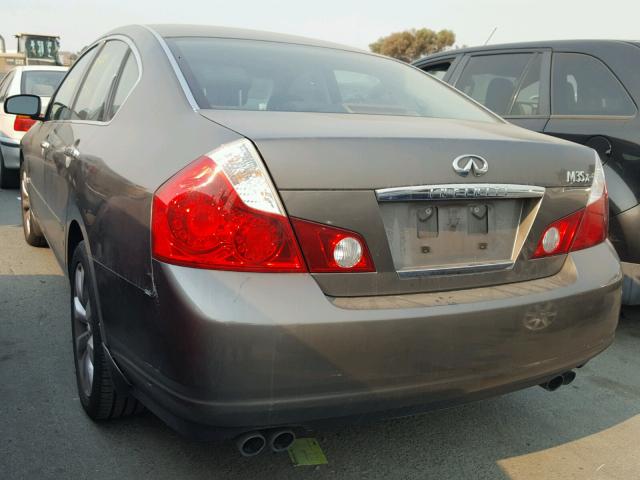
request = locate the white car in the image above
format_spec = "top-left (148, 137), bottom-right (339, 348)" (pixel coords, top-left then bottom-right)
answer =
top-left (0, 65), bottom-right (67, 188)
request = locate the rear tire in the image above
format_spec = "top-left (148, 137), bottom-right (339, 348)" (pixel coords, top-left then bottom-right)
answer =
top-left (0, 150), bottom-right (18, 189)
top-left (70, 241), bottom-right (143, 420)
top-left (20, 165), bottom-right (47, 247)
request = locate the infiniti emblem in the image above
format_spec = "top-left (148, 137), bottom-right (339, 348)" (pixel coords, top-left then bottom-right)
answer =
top-left (452, 155), bottom-right (489, 177)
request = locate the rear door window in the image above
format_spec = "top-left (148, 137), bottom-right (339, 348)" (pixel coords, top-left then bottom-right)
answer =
top-left (20, 70), bottom-right (66, 97)
top-left (107, 51), bottom-right (139, 120)
top-left (455, 53), bottom-right (541, 116)
top-left (72, 40), bottom-right (129, 121)
top-left (552, 53), bottom-right (636, 116)
top-left (510, 54), bottom-right (542, 116)
top-left (49, 47), bottom-right (97, 120)
top-left (421, 61), bottom-right (452, 80)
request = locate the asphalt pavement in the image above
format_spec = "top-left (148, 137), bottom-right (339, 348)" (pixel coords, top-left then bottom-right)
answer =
top-left (1, 185), bottom-right (639, 480)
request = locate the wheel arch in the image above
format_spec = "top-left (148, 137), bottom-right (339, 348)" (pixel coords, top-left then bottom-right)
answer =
top-left (65, 210), bottom-right (112, 348)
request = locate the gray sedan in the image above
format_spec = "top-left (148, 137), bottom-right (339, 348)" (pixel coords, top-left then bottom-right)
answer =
top-left (4, 25), bottom-right (621, 455)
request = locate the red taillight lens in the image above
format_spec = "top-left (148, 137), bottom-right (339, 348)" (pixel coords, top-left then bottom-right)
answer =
top-left (14, 115), bottom-right (36, 132)
top-left (532, 210), bottom-right (583, 258)
top-left (291, 218), bottom-right (375, 273)
top-left (571, 189), bottom-right (608, 252)
top-left (152, 141), bottom-right (305, 272)
top-left (533, 152), bottom-right (608, 258)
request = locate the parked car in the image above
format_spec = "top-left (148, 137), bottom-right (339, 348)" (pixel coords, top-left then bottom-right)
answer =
top-left (5, 25), bottom-right (621, 454)
top-left (0, 65), bottom-right (67, 188)
top-left (414, 40), bottom-right (640, 304)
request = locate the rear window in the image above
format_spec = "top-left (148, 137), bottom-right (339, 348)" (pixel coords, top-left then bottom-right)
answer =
top-left (552, 53), bottom-right (636, 116)
top-left (166, 37), bottom-right (497, 123)
top-left (21, 70), bottom-right (66, 97)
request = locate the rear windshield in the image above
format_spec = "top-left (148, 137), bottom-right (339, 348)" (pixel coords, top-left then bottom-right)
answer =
top-left (21, 70), bottom-right (66, 97)
top-left (167, 37), bottom-right (497, 123)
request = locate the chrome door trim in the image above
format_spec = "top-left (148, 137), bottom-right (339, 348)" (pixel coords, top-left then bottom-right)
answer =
top-left (376, 183), bottom-right (546, 202)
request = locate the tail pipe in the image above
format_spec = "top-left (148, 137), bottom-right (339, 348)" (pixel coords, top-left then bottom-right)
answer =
top-left (236, 429), bottom-right (296, 456)
top-left (540, 370), bottom-right (576, 391)
top-left (236, 432), bottom-right (266, 457)
top-left (267, 429), bottom-right (296, 453)
top-left (562, 370), bottom-right (576, 385)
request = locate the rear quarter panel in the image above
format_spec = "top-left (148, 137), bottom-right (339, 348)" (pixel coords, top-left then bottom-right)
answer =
top-left (64, 26), bottom-right (241, 291)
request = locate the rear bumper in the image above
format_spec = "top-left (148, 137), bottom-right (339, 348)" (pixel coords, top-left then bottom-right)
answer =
top-left (110, 242), bottom-right (622, 437)
top-left (0, 138), bottom-right (20, 170)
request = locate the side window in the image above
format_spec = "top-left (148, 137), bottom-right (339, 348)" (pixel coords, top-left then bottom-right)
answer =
top-left (49, 47), bottom-right (98, 120)
top-left (455, 53), bottom-right (535, 116)
top-left (108, 51), bottom-right (139, 120)
top-left (421, 61), bottom-right (452, 80)
top-left (510, 54), bottom-right (542, 116)
top-left (552, 53), bottom-right (636, 116)
top-left (72, 40), bottom-right (129, 121)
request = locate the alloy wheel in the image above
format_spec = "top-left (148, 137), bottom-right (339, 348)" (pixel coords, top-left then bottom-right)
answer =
top-left (73, 263), bottom-right (94, 397)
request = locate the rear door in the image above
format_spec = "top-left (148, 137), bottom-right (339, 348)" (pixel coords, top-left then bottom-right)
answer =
top-left (453, 50), bottom-right (551, 131)
top-left (25, 48), bottom-right (97, 244)
top-left (543, 52), bottom-right (637, 160)
top-left (43, 39), bottom-right (132, 254)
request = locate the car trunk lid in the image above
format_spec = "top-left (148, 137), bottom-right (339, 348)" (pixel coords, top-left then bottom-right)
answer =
top-left (201, 110), bottom-right (595, 296)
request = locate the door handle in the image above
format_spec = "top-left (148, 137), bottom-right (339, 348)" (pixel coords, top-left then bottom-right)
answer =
top-left (40, 141), bottom-right (50, 150)
top-left (63, 146), bottom-right (80, 159)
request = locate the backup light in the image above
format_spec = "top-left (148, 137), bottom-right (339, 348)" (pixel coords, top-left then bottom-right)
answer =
top-left (291, 218), bottom-right (375, 273)
top-left (541, 227), bottom-right (560, 254)
top-left (333, 237), bottom-right (363, 268)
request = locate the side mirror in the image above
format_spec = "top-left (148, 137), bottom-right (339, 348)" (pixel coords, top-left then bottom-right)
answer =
top-left (4, 94), bottom-right (42, 119)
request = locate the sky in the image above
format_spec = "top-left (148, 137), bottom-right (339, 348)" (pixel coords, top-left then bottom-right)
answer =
top-left (1, 0), bottom-right (640, 54)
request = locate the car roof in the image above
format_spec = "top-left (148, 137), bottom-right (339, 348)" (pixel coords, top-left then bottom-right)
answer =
top-left (143, 24), bottom-right (366, 54)
top-left (414, 39), bottom-right (640, 64)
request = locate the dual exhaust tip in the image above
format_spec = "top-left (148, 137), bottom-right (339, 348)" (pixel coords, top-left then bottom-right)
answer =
top-left (236, 429), bottom-right (296, 457)
top-left (540, 370), bottom-right (577, 391)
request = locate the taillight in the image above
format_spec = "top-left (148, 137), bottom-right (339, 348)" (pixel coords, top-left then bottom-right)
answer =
top-left (14, 115), bottom-right (36, 132)
top-left (533, 152), bottom-right (608, 258)
top-left (152, 139), bottom-right (306, 272)
top-left (291, 218), bottom-right (375, 272)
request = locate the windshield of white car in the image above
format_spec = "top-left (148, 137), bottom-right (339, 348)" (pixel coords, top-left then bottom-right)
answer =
top-left (21, 70), bottom-right (66, 97)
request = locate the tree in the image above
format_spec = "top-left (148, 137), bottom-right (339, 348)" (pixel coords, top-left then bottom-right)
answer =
top-left (369, 28), bottom-right (456, 62)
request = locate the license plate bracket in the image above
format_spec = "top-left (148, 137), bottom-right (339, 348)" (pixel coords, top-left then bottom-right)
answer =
top-left (380, 199), bottom-right (525, 273)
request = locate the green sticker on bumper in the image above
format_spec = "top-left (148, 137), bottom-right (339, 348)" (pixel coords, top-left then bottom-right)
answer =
top-left (288, 438), bottom-right (328, 466)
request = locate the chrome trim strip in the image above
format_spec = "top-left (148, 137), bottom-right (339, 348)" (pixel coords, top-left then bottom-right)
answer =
top-left (398, 261), bottom-right (515, 278)
top-left (376, 183), bottom-right (545, 202)
top-left (141, 25), bottom-right (199, 112)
